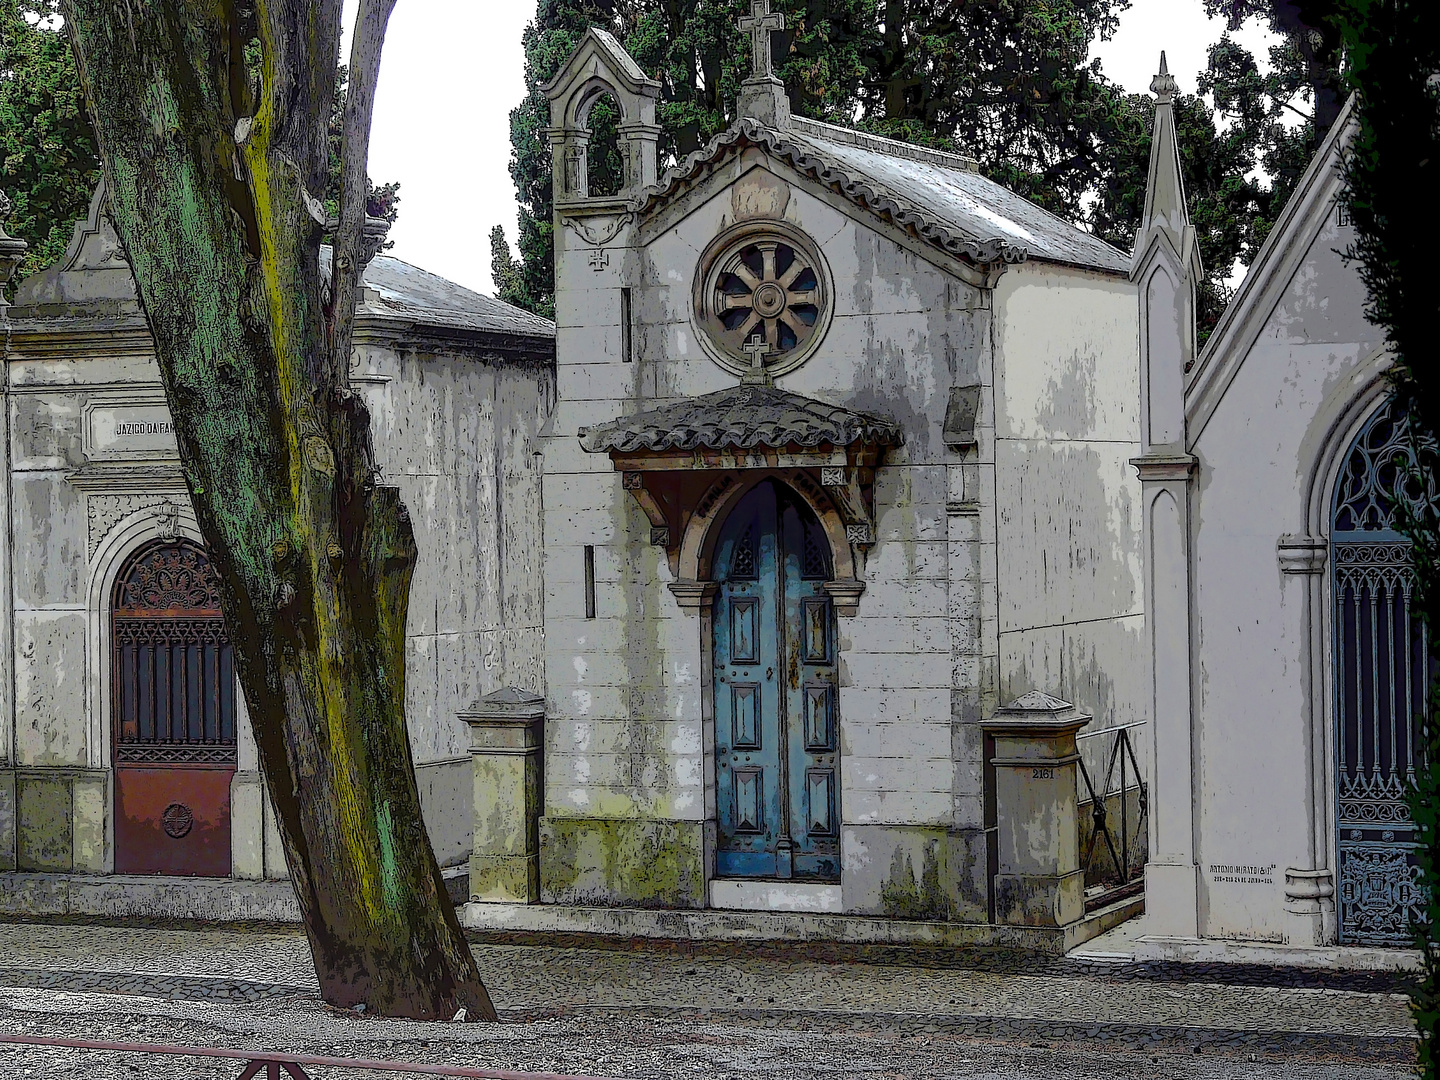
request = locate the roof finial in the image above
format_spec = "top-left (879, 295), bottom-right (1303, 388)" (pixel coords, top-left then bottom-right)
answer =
top-left (1151, 51), bottom-right (1179, 104)
top-left (739, 0), bottom-right (785, 82)
top-left (735, 0), bottom-right (793, 128)
top-left (1133, 47), bottom-right (1198, 281)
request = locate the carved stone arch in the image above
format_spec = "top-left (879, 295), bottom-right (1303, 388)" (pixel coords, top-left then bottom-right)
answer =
top-left (1302, 351), bottom-right (1396, 540)
top-left (543, 28), bottom-right (662, 203)
top-left (571, 76), bottom-right (630, 131)
top-left (673, 470), bottom-right (862, 614)
top-left (86, 501), bottom-right (206, 774)
top-left (1260, 346), bottom-right (1396, 947)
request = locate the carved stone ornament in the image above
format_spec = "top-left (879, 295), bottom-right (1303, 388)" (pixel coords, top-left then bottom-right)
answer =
top-left (87, 494), bottom-right (175, 559)
top-left (154, 500), bottom-right (180, 542)
top-left (564, 214), bottom-right (629, 247)
top-left (693, 220), bottom-right (833, 379)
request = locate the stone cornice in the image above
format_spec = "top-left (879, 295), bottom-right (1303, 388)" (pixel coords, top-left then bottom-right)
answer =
top-left (65, 462), bottom-right (187, 494)
top-left (5, 312), bottom-right (554, 369)
top-left (1277, 535), bottom-right (1328, 575)
top-left (1130, 453), bottom-right (1197, 482)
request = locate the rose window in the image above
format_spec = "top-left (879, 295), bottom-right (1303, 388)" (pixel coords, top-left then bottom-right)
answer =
top-left (694, 224), bottom-right (833, 378)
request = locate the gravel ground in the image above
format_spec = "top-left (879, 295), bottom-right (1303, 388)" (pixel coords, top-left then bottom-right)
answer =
top-left (0, 920), bottom-right (1420, 1079)
top-left (0, 987), bottom-right (1415, 1080)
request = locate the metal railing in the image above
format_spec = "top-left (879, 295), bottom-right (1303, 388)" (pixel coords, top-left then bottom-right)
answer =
top-left (1076, 721), bottom-right (1148, 907)
top-left (0, 1035), bottom-right (621, 1080)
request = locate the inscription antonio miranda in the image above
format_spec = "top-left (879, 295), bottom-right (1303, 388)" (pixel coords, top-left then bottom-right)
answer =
top-left (1209, 863), bottom-right (1277, 884)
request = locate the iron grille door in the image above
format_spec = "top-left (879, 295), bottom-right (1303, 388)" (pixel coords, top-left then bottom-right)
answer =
top-left (112, 540), bottom-right (237, 876)
top-left (1332, 397), bottom-right (1433, 945)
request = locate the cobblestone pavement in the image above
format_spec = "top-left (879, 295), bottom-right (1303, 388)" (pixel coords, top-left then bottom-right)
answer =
top-left (0, 920), bottom-right (1419, 1079)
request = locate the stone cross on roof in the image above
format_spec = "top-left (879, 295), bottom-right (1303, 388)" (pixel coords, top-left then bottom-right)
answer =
top-left (739, 0), bottom-right (785, 82)
top-left (735, 0), bottom-right (792, 127)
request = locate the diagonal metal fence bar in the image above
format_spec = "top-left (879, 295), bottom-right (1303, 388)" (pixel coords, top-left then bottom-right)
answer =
top-left (1076, 721), bottom-right (1149, 900)
top-left (0, 1034), bottom-right (623, 1080)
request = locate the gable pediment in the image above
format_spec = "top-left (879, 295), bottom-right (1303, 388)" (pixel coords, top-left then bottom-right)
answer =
top-left (632, 116), bottom-right (1131, 287)
top-left (1185, 95), bottom-right (1363, 443)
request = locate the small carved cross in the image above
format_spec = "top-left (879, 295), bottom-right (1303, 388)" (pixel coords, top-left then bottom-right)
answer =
top-left (588, 248), bottom-right (610, 271)
top-left (741, 337), bottom-right (773, 385)
top-left (738, 0), bottom-right (786, 82)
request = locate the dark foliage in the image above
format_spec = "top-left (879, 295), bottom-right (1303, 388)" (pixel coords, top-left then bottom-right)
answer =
top-left (1315, 0), bottom-right (1440, 1071)
top-left (0, 18), bottom-right (399, 276)
top-left (0, 0), bottom-right (98, 275)
top-left (494, 0), bottom-right (1345, 340)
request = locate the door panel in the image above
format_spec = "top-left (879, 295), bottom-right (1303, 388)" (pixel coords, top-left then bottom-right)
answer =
top-left (112, 541), bottom-right (237, 878)
top-left (714, 481), bottom-right (840, 881)
top-left (115, 766), bottom-right (233, 876)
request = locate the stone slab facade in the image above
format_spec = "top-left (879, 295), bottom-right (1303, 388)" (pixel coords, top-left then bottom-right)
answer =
top-left (0, 184), bottom-right (555, 882)
top-left (534, 27), bottom-right (1145, 923)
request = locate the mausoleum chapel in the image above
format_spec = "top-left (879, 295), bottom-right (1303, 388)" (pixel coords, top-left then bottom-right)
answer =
top-left (0, 5), bottom-right (1419, 961)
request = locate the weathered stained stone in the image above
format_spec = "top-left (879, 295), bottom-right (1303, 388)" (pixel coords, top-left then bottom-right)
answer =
top-left (463, 688), bottom-right (545, 904)
top-left (539, 817), bottom-right (706, 909)
top-left (17, 775), bottom-right (72, 872)
top-left (982, 694), bottom-right (1090, 929)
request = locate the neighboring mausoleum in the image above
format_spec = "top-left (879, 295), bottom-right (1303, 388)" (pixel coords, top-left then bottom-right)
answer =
top-left (0, 182), bottom-right (554, 897)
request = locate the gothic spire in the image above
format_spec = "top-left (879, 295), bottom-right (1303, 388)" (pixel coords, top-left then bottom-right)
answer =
top-left (1134, 51), bottom-right (1199, 280)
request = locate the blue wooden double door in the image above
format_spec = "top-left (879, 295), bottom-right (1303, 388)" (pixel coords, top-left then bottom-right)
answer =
top-left (713, 480), bottom-right (840, 881)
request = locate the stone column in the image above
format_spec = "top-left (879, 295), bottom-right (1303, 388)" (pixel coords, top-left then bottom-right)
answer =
top-left (982, 692), bottom-right (1091, 927)
top-left (0, 194), bottom-right (26, 871)
top-left (1135, 455), bottom-right (1200, 938)
top-left (462, 688), bottom-right (545, 904)
top-left (1278, 535), bottom-right (1337, 945)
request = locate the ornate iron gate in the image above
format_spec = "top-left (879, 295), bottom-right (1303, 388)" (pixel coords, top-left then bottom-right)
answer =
top-left (1332, 397), bottom-right (1434, 945)
top-left (112, 540), bottom-right (237, 876)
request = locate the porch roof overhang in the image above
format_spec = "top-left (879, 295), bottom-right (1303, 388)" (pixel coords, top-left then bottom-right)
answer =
top-left (577, 386), bottom-right (901, 600)
top-left (577, 384), bottom-right (903, 459)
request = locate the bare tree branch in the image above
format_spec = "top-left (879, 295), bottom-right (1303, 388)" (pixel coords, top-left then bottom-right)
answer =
top-left (330, 0), bottom-right (398, 375)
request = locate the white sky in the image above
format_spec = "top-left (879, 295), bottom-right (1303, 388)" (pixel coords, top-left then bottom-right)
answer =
top-left (344, 0), bottom-right (1281, 297)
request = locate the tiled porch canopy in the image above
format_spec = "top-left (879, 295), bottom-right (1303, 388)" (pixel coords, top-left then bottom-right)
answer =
top-left (578, 385), bottom-right (901, 598)
top-left (577, 384), bottom-right (902, 455)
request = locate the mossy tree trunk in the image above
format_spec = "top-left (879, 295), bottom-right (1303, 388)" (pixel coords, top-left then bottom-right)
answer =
top-left (60, 0), bottom-right (496, 1021)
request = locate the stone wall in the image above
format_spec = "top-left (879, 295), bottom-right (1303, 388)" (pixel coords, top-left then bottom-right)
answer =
top-left (1, 336), bottom-right (552, 876)
top-left (1186, 181), bottom-right (1381, 944)
top-left (991, 262), bottom-right (1146, 786)
top-left (543, 165), bottom-right (1006, 916)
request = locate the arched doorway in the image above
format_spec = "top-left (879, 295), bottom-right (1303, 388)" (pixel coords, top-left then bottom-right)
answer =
top-left (712, 479), bottom-right (840, 881)
top-left (112, 540), bottom-right (237, 876)
top-left (1331, 397), bottom-right (1434, 944)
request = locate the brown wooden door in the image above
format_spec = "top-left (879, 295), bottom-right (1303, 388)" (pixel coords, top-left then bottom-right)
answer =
top-left (112, 541), bottom-right (236, 876)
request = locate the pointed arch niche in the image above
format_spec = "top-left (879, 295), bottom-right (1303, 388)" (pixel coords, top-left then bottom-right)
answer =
top-left (543, 28), bottom-right (662, 210)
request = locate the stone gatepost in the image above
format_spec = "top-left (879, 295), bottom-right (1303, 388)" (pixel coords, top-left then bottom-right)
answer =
top-left (982, 692), bottom-right (1091, 928)
top-left (461, 688), bottom-right (545, 904)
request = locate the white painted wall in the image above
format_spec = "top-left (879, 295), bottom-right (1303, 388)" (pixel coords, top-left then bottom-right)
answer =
top-left (1187, 192), bottom-right (1382, 943)
top-left (991, 262), bottom-right (1146, 752)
